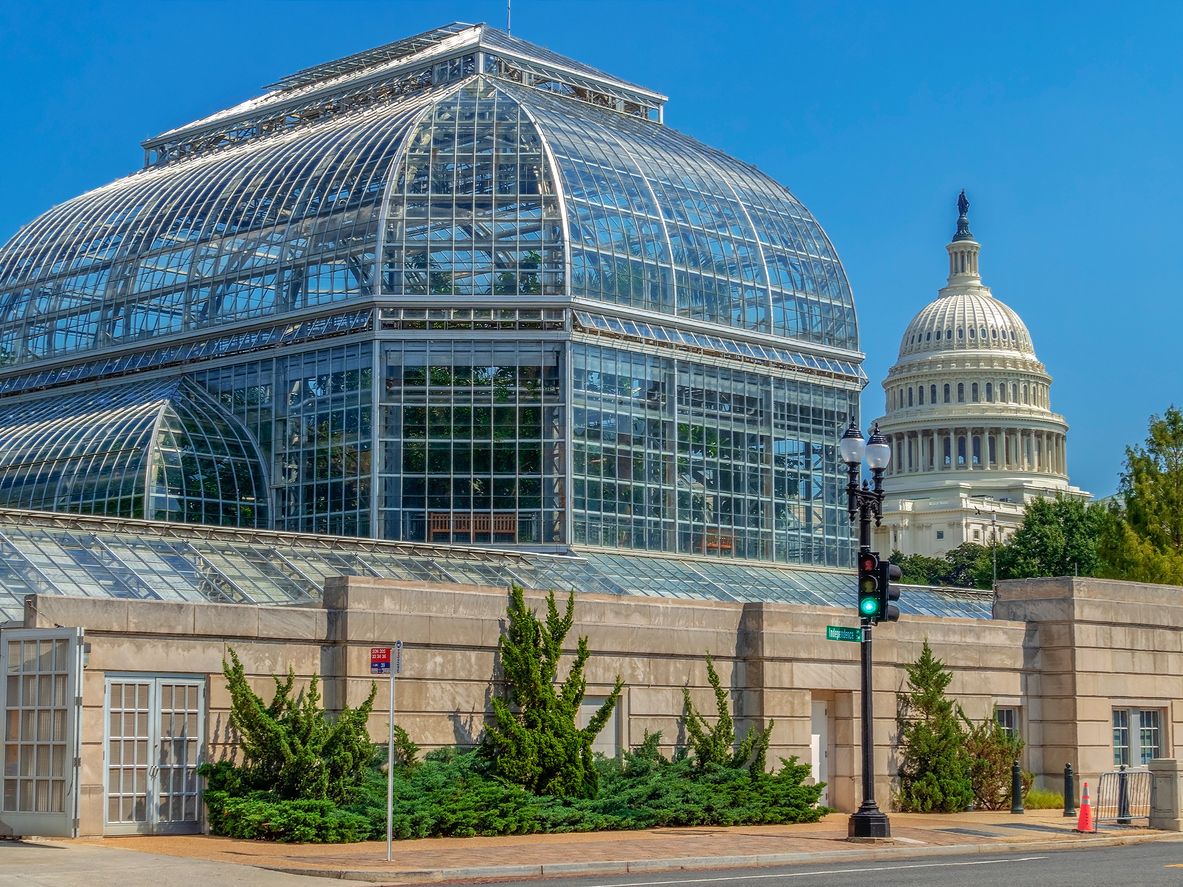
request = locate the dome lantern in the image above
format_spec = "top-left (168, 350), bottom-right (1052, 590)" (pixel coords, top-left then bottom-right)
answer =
top-left (946, 190), bottom-right (981, 284)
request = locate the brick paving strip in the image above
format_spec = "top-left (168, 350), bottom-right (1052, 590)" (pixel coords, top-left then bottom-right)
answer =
top-left (68, 810), bottom-right (1180, 884)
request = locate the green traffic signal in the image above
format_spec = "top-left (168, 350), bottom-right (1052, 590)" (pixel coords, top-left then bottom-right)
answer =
top-left (857, 551), bottom-right (881, 620)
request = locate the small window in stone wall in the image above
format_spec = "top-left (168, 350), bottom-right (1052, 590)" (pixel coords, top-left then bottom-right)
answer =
top-left (995, 706), bottom-right (1020, 739)
top-left (936, 530), bottom-right (945, 540)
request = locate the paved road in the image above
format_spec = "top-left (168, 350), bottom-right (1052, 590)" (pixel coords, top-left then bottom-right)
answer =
top-left (489, 841), bottom-right (1183, 887)
top-left (0, 839), bottom-right (346, 887)
top-left (2, 837), bottom-right (1182, 886)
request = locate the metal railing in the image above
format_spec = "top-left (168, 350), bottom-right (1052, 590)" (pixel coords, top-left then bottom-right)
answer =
top-left (1093, 766), bottom-right (1151, 830)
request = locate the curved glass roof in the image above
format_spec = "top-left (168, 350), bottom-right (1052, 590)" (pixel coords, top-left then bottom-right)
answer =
top-left (508, 82), bottom-right (855, 346)
top-left (0, 86), bottom-right (439, 364)
top-left (0, 380), bottom-right (268, 526)
top-left (0, 25), bottom-right (857, 371)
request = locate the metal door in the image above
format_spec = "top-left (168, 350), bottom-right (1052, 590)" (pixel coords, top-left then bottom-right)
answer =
top-left (0, 627), bottom-right (85, 838)
top-left (103, 675), bottom-right (204, 835)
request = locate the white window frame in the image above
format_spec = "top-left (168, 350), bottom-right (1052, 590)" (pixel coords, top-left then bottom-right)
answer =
top-left (1113, 706), bottom-right (1164, 767)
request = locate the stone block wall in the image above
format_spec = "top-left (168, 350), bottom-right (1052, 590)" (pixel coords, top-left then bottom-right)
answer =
top-left (997, 577), bottom-right (1183, 787)
top-left (21, 579), bottom-right (1034, 834)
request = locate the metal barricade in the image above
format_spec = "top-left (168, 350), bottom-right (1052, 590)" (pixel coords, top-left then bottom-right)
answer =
top-left (1093, 766), bottom-right (1151, 830)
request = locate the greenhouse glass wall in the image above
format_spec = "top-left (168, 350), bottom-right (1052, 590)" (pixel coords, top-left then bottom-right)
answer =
top-left (0, 22), bottom-right (864, 570)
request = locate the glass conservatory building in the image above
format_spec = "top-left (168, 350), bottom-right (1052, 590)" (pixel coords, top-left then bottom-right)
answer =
top-left (0, 23), bottom-right (864, 572)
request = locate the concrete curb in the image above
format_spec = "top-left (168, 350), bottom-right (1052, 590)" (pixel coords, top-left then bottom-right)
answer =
top-left (260, 829), bottom-right (1183, 883)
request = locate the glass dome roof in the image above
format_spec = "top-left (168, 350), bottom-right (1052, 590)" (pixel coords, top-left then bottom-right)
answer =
top-left (0, 23), bottom-right (857, 369)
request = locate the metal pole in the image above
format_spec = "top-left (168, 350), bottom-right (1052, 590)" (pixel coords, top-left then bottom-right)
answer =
top-left (386, 658), bottom-right (396, 861)
top-left (848, 499), bottom-right (889, 839)
top-left (1011, 759), bottom-right (1024, 814)
top-left (860, 620), bottom-right (875, 806)
top-left (1063, 763), bottom-right (1076, 817)
top-left (991, 512), bottom-right (997, 585)
top-left (1117, 764), bottom-right (1131, 824)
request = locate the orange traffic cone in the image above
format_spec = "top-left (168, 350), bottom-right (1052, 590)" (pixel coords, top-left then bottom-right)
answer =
top-left (1074, 780), bottom-right (1093, 833)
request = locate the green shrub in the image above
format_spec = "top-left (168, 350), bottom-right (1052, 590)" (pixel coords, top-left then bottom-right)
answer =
top-left (219, 648), bottom-right (377, 803)
top-left (896, 641), bottom-right (974, 813)
top-left (391, 725), bottom-right (420, 770)
top-left (204, 791), bottom-right (370, 843)
top-left (682, 655), bottom-right (773, 775)
top-left (961, 713), bottom-right (1024, 810)
top-left (481, 584), bottom-right (623, 799)
top-left (344, 745), bottom-right (825, 839)
top-left (1024, 787), bottom-right (1065, 809)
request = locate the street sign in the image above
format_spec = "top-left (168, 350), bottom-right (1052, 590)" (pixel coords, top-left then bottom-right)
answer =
top-left (826, 625), bottom-right (863, 643)
top-left (394, 639), bottom-right (402, 675)
top-left (370, 646), bottom-right (391, 675)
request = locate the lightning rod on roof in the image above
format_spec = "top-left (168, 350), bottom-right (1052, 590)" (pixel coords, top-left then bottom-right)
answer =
top-left (507, 0), bottom-right (512, 34)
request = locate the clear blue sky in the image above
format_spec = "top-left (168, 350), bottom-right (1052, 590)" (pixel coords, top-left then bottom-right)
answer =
top-left (1, 0), bottom-right (1179, 498)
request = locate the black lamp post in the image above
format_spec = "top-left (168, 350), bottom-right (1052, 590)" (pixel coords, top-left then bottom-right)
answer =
top-left (840, 419), bottom-right (892, 840)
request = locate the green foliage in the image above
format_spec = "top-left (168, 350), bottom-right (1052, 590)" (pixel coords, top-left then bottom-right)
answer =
top-left (942, 543), bottom-right (994, 588)
top-left (203, 791), bottom-right (371, 843)
top-left (996, 496), bottom-right (1109, 580)
top-left (891, 545), bottom-right (992, 590)
top-left (481, 584), bottom-right (623, 798)
top-left (895, 641), bottom-right (974, 813)
top-left (1098, 519), bottom-right (1183, 585)
top-left (219, 648), bottom-right (377, 803)
top-left (1120, 405), bottom-right (1183, 552)
top-left (682, 655), bottom-right (773, 775)
top-left (891, 550), bottom-right (947, 586)
top-left (344, 746), bottom-right (825, 839)
top-left (961, 713), bottom-right (1024, 811)
top-left (391, 725), bottom-right (420, 770)
top-left (1024, 787), bottom-right (1065, 809)
top-left (1097, 407), bottom-right (1183, 584)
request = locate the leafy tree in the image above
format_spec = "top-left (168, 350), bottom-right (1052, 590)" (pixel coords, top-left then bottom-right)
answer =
top-left (942, 542), bottom-right (993, 589)
top-left (996, 496), bottom-right (1108, 579)
top-left (681, 654), bottom-right (773, 775)
top-left (482, 584), bottom-right (623, 798)
top-left (960, 712), bottom-right (1024, 811)
top-left (1099, 520), bottom-right (1183, 585)
top-left (890, 549), bottom-right (946, 586)
top-left (1098, 407), bottom-right (1183, 583)
top-left (219, 648), bottom-right (377, 803)
top-left (890, 545), bottom-right (991, 589)
top-left (1120, 405), bottom-right (1183, 552)
top-left (895, 641), bottom-right (973, 813)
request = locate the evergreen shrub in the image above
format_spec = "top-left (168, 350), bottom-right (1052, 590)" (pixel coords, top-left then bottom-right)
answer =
top-left (481, 584), bottom-right (623, 798)
top-left (895, 641), bottom-right (974, 812)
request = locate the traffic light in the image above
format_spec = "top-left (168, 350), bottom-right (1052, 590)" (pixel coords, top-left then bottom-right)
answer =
top-left (857, 551), bottom-right (881, 621)
top-left (879, 559), bottom-right (903, 623)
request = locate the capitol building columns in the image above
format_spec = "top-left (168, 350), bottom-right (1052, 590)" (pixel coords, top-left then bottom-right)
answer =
top-left (872, 194), bottom-right (1088, 558)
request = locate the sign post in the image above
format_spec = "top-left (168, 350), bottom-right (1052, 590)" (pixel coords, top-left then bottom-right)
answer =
top-left (370, 643), bottom-right (402, 861)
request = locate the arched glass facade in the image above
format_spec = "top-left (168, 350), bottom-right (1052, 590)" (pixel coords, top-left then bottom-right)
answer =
top-left (0, 379), bottom-right (268, 525)
top-left (0, 23), bottom-right (863, 568)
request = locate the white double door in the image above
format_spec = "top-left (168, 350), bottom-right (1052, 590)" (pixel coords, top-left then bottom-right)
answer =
top-left (103, 675), bottom-right (205, 835)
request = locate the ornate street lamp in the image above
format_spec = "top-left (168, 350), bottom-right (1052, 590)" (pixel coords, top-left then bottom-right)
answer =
top-left (840, 419), bottom-right (892, 840)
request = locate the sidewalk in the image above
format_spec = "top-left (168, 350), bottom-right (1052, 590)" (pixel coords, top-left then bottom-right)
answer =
top-left (66, 808), bottom-right (1181, 884)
